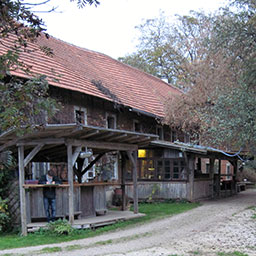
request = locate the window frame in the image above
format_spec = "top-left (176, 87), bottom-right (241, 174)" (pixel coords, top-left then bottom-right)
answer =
top-left (133, 119), bottom-right (142, 133)
top-left (106, 113), bottom-right (117, 129)
top-left (156, 125), bottom-right (164, 140)
top-left (137, 152), bottom-right (187, 181)
top-left (74, 106), bottom-right (87, 125)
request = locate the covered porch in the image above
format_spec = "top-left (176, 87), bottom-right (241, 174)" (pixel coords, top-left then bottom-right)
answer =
top-left (0, 123), bottom-right (158, 236)
top-left (127, 141), bottom-right (240, 201)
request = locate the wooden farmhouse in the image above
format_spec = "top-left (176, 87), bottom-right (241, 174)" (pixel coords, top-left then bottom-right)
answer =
top-left (0, 34), bottom-right (240, 235)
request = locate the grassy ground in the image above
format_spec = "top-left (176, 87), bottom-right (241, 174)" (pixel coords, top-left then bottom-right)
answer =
top-left (0, 201), bottom-right (199, 250)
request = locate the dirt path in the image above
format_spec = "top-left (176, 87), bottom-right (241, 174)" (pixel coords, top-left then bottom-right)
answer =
top-left (1, 189), bottom-right (256, 256)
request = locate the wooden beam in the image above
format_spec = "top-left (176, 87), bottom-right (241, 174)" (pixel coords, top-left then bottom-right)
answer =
top-left (81, 153), bottom-right (105, 176)
top-left (67, 144), bottom-right (74, 224)
top-left (55, 126), bottom-right (83, 138)
top-left (80, 130), bottom-right (99, 139)
top-left (122, 135), bottom-right (139, 143)
top-left (107, 134), bottom-right (127, 142)
top-left (127, 151), bottom-right (138, 214)
top-left (72, 146), bottom-right (82, 167)
top-left (18, 146), bottom-right (27, 236)
top-left (17, 138), bottom-right (65, 146)
top-left (121, 152), bottom-right (126, 211)
top-left (24, 144), bottom-right (44, 168)
top-left (65, 139), bottom-right (137, 151)
top-left (0, 138), bottom-right (19, 152)
top-left (94, 132), bottom-right (114, 140)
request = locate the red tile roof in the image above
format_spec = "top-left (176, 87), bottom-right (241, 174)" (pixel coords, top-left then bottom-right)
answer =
top-left (0, 34), bottom-right (182, 118)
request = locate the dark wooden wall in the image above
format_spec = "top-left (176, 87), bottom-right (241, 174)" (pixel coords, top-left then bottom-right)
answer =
top-left (48, 86), bottom-right (186, 142)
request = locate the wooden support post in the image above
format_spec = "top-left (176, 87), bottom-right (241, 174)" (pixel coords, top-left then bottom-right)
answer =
top-left (209, 158), bottom-right (215, 198)
top-left (217, 159), bottom-right (221, 197)
top-left (184, 152), bottom-right (195, 201)
top-left (188, 156), bottom-right (195, 202)
top-left (121, 152), bottom-right (126, 211)
top-left (233, 160), bottom-right (238, 194)
top-left (72, 146), bottom-right (82, 167)
top-left (18, 146), bottom-right (27, 236)
top-left (127, 151), bottom-right (138, 214)
top-left (67, 144), bottom-right (74, 224)
top-left (183, 151), bottom-right (189, 179)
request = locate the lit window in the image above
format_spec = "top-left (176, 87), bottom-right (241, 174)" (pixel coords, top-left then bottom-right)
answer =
top-left (138, 149), bottom-right (146, 158)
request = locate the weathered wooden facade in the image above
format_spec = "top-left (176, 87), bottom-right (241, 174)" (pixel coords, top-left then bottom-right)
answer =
top-left (126, 141), bottom-right (239, 201)
top-left (0, 34), bottom-right (240, 235)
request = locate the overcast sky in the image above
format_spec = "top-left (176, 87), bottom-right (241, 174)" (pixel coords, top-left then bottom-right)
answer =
top-left (37, 0), bottom-right (228, 59)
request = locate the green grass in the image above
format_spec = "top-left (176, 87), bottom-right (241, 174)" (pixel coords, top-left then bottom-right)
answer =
top-left (40, 247), bottom-right (62, 253)
top-left (217, 251), bottom-right (249, 256)
top-left (0, 201), bottom-right (199, 250)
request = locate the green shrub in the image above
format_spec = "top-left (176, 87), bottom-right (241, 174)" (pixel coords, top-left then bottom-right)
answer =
top-left (47, 219), bottom-right (75, 236)
top-left (0, 197), bottom-right (10, 232)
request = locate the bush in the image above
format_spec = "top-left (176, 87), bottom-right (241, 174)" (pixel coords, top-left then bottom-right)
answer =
top-left (46, 219), bottom-right (75, 236)
top-left (0, 197), bottom-right (10, 232)
top-left (237, 167), bottom-right (256, 182)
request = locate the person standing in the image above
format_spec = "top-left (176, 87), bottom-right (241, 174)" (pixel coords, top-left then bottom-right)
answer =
top-left (39, 170), bottom-right (61, 222)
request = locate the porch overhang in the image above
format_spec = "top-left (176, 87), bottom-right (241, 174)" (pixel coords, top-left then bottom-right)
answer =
top-left (0, 124), bottom-right (158, 236)
top-left (149, 141), bottom-right (240, 161)
top-left (0, 123), bottom-right (158, 162)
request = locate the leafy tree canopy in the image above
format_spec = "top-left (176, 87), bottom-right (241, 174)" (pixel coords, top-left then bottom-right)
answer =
top-left (120, 0), bottom-right (256, 157)
top-left (0, 0), bottom-right (100, 134)
top-left (167, 0), bottom-right (256, 156)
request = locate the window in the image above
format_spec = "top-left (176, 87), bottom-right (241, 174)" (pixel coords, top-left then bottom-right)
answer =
top-left (133, 120), bottom-right (141, 132)
top-left (164, 160), bottom-right (171, 179)
top-left (106, 113), bottom-right (116, 129)
top-left (137, 149), bottom-right (186, 181)
top-left (156, 126), bottom-right (164, 140)
top-left (156, 160), bottom-right (163, 179)
top-left (74, 106), bottom-right (87, 125)
top-left (226, 163), bottom-right (232, 180)
top-left (206, 163), bottom-right (210, 174)
top-left (171, 131), bottom-right (177, 142)
top-left (184, 134), bottom-right (190, 143)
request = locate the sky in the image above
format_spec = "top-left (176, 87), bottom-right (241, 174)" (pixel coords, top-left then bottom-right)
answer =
top-left (36, 0), bottom-right (228, 59)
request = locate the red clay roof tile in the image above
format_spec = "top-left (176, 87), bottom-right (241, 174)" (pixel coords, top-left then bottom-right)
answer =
top-left (0, 34), bottom-right (182, 118)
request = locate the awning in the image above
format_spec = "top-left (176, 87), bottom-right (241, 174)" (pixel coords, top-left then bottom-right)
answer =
top-left (150, 141), bottom-right (241, 161)
top-left (0, 123), bottom-right (158, 162)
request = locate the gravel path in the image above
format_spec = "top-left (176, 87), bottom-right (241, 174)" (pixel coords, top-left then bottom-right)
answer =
top-left (1, 189), bottom-right (256, 256)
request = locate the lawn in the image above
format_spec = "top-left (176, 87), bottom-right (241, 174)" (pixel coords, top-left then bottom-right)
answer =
top-left (0, 201), bottom-right (199, 250)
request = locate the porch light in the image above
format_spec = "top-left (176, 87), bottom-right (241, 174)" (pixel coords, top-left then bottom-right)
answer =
top-left (138, 149), bottom-right (146, 158)
top-left (79, 149), bottom-right (93, 158)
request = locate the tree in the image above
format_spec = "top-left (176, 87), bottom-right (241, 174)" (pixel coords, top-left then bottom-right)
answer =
top-left (0, 0), bottom-right (100, 230)
top-left (120, 0), bottom-right (255, 157)
top-left (166, 0), bottom-right (256, 157)
top-left (119, 11), bottom-right (213, 87)
top-left (0, 0), bottom-right (100, 133)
